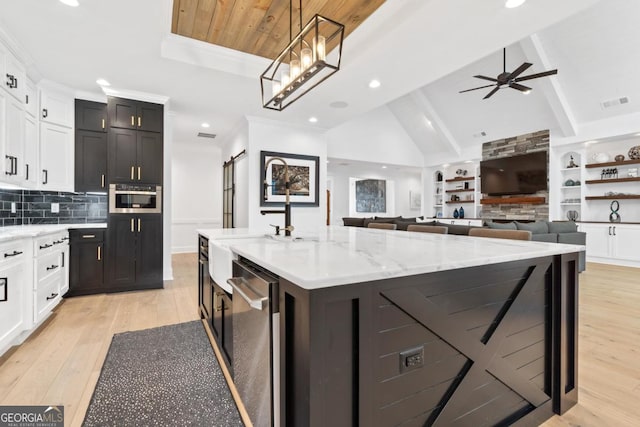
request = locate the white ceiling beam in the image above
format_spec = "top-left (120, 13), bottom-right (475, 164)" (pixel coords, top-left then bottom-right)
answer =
top-left (411, 90), bottom-right (461, 156)
top-left (519, 34), bottom-right (578, 137)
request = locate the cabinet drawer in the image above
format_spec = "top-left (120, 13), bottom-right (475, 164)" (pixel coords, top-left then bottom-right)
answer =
top-left (36, 251), bottom-right (62, 284)
top-left (70, 229), bottom-right (104, 243)
top-left (0, 239), bottom-right (27, 266)
top-left (35, 272), bottom-right (61, 323)
top-left (33, 232), bottom-right (68, 255)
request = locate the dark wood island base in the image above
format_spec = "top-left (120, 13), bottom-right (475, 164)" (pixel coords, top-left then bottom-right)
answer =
top-left (278, 253), bottom-right (579, 426)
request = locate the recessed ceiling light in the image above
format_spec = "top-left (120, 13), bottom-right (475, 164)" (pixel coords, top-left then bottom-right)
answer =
top-left (585, 140), bottom-right (599, 145)
top-left (635, 133), bottom-right (640, 137)
top-left (442, 164), bottom-right (450, 167)
top-left (381, 165), bottom-right (387, 169)
top-left (96, 78), bottom-right (110, 86)
top-left (309, 117), bottom-right (318, 123)
top-left (59, 0), bottom-right (79, 6)
top-left (369, 80), bottom-right (381, 89)
top-left (505, 0), bottom-right (526, 9)
top-left (523, 90), bottom-right (531, 95)
top-left (425, 118), bottom-right (432, 127)
top-left (464, 160), bottom-right (474, 164)
top-left (201, 123), bottom-right (210, 128)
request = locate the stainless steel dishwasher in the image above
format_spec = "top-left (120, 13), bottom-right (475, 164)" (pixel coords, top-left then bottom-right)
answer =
top-left (227, 258), bottom-right (279, 427)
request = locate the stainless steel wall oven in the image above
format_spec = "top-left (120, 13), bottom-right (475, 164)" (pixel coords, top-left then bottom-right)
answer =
top-left (109, 184), bottom-right (162, 214)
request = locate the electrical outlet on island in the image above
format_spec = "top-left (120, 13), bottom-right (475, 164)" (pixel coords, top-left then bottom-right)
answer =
top-left (51, 203), bottom-right (60, 213)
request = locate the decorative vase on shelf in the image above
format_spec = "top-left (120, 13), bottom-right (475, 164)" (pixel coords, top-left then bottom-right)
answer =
top-left (453, 208), bottom-right (459, 219)
top-left (615, 154), bottom-right (625, 162)
top-left (629, 146), bottom-right (640, 160)
top-left (592, 152), bottom-right (610, 163)
top-left (459, 206), bottom-right (465, 218)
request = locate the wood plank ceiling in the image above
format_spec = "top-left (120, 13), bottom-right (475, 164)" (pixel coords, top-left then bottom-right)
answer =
top-left (171, 0), bottom-right (386, 60)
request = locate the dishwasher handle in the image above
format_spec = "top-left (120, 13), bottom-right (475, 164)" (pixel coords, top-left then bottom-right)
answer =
top-left (227, 277), bottom-right (268, 310)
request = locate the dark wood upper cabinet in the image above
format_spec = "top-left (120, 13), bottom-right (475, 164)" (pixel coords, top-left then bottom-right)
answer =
top-left (138, 103), bottom-right (163, 133)
top-left (108, 128), bottom-right (137, 183)
top-left (108, 129), bottom-right (162, 184)
top-left (75, 130), bottom-right (107, 192)
top-left (137, 131), bottom-right (163, 184)
top-left (75, 99), bottom-right (107, 132)
top-left (108, 97), bottom-right (163, 133)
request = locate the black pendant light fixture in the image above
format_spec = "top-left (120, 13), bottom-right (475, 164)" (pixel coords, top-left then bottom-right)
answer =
top-left (260, 0), bottom-right (344, 111)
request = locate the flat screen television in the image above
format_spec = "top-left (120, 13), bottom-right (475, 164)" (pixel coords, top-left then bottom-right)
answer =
top-left (480, 151), bottom-right (548, 196)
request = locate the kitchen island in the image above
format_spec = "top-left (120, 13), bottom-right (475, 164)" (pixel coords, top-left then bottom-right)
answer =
top-left (201, 226), bottom-right (581, 427)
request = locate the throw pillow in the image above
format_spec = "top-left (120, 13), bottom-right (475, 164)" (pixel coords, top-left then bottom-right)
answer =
top-left (342, 217), bottom-right (365, 227)
top-left (486, 221), bottom-right (517, 230)
top-left (374, 216), bottom-right (402, 222)
top-left (515, 221), bottom-right (549, 234)
top-left (547, 221), bottom-right (578, 233)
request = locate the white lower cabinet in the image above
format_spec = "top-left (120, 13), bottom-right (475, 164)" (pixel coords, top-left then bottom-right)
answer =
top-left (32, 232), bottom-right (68, 324)
top-left (35, 272), bottom-right (62, 324)
top-left (580, 223), bottom-right (640, 266)
top-left (0, 239), bottom-right (28, 355)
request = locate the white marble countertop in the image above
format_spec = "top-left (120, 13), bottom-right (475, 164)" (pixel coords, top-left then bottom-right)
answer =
top-left (0, 223), bottom-right (107, 242)
top-left (207, 226), bottom-right (585, 290)
top-left (196, 228), bottom-right (267, 241)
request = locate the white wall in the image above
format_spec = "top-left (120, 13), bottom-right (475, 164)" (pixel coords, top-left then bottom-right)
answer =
top-left (328, 163), bottom-right (422, 224)
top-left (247, 118), bottom-right (328, 232)
top-left (221, 118), bottom-right (249, 228)
top-left (171, 140), bottom-right (222, 253)
top-left (325, 106), bottom-right (425, 168)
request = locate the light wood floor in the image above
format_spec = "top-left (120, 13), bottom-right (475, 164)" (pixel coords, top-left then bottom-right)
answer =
top-left (0, 257), bottom-right (638, 426)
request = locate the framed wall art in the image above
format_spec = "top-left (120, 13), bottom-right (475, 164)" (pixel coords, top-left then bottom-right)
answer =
top-left (260, 151), bottom-right (320, 206)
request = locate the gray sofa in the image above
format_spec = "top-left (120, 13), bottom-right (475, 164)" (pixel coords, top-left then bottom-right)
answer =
top-left (342, 216), bottom-right (586, 272)
top-left (486, 220), bottom-right (586, 272)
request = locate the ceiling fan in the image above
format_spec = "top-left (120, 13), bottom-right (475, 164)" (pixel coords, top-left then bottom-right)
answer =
top-left (459, 48), bottom-right (558, 99)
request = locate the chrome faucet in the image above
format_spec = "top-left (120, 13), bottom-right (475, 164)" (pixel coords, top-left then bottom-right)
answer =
top-left (261, 157), bottom-right (294, 236)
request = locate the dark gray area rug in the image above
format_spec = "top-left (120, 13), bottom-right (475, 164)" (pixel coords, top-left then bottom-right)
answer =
top-left (83, 321), bottom-right (243, 427)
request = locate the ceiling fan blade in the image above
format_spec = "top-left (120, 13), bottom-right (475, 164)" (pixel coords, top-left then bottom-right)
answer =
top-left (509, 82), bottom-right (532, 92)
top-left (514, 69), bottom-right (558, 82)
top-left (473, 75), bottom-right (500, 83)
top-left (459, 84), bottom-right (497, 93)
top-left (508, 62), bottom-right (533, 80)
top-left (483, 86), bottom-right (501, 100)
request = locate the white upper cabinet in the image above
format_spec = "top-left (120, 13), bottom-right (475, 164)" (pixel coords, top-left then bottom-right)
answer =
top-left (24, 114), bottom-right (38, 188)
top-left (24, 79), bottom-right (37, 118)
top-left (39, 87), bottom-right (73, 128)
top-left (3, 95), bottom-right (25, 183)
top-left (40, 122), bottom-right (73, 192)
top-left (0, 42), bottom-right (26, 104)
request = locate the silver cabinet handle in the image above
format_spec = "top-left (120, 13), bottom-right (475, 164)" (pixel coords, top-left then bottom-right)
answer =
top-left (82, 234), bottom-right (96, 239)
top-left (613, 226), bottom-right (616, 236)
top-left (608, 226), bottom-right (611, 236)
top-left (97, 245), bottom-right (102, 261)
top-left (227, 277), bottom-right (267, 310)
